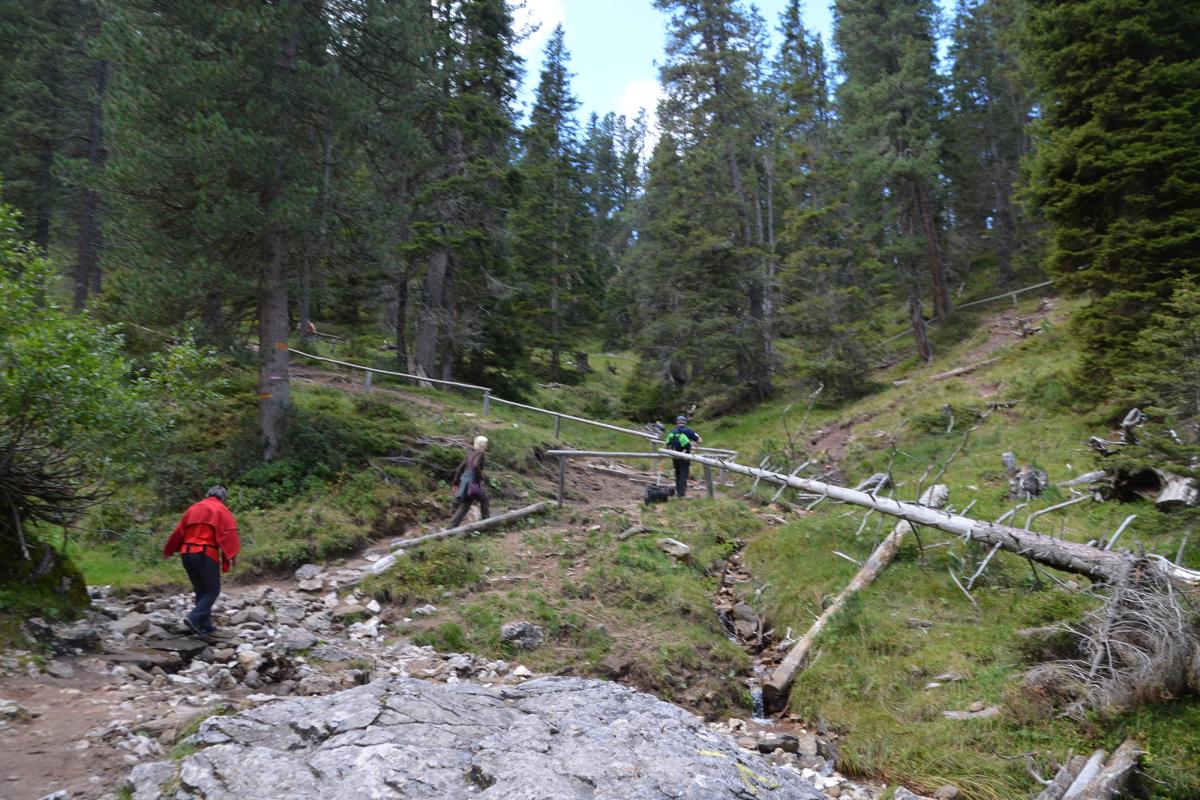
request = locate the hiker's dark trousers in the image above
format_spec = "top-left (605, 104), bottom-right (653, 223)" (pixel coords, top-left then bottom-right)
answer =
top-left (181, 552), bottom-right (220, 631)
top-left (449, 493), bottom-right (490, 528)
top-left (673, 458), bottom-right (691, 497)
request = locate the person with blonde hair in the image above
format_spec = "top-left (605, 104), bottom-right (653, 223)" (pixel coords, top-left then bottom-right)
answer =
top-left (448, 435), bottom-right (490, 526)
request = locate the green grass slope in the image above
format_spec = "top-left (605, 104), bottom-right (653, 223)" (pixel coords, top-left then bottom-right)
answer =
top-left (723, 297), bottom-right (1200, 799)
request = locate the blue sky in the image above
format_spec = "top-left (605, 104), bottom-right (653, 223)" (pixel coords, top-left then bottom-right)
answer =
top-left (514, 0), bottom-right (951, 130)
top-left (514, 0), bottom-right (833, 125)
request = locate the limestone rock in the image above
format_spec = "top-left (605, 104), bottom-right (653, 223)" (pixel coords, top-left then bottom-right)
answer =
top-left (150, 676), bottom-right (827, 799)
top-left (656, 537), bottom-right (692, 559)
top-left (499, 621), bottom-right (546, 650)
top-left (274, 627), bottom-right (317, 654)
top-left (45, 660), bottom-right (75, 679)
top-left (297, 578), bottom-right (325, 593)
top-left (111, 613), bottom-right (151, 637)
top-left (294, 564), bottom-right (324, 582)
top-left (127, 761), bottom-right (179, 800)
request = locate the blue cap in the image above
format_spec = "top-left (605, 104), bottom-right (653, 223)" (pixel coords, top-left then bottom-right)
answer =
top-left (675, 415), bottom-right (687, 423)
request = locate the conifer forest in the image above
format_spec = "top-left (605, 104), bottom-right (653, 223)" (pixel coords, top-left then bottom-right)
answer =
top-left (1, 1), bottom-right (1199, 798)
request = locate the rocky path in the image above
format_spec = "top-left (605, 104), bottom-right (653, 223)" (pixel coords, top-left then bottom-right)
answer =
top-left (0, 376), bottom-right (901, 800)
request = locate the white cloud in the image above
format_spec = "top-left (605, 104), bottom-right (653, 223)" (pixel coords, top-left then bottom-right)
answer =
top-left (513, 0), bottom-right (566, 60)
top-left (614, 78), bottom-right (664, 155)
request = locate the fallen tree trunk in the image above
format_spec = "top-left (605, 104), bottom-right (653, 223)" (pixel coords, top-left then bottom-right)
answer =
top-left (664, 451), bottom-right (1200, 587)
top-left (1154, 470), bottom-right (1198, 511)
top-left (892, 357), bottom-right (998, 386)
top-left (762, 485), bottom-right (948, 710)
top-left (1035, 754), bottom-right (1087, 800)
top-left (1057, 741), bottom-right (1143, 800)
top-left (1072, 739), bottom-right (1143, 800)
top-left (365, 502), bottom-right (553, 577)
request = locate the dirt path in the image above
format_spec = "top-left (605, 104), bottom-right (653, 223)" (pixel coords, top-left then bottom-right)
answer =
top-left (0, 365), bottom-right (838, 800)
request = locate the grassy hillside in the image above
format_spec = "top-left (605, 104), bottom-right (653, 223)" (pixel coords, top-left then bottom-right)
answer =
top-left (22, 295), bottom-right (1200, 798)
top-left (727, 296), bottom-right (1200, 799)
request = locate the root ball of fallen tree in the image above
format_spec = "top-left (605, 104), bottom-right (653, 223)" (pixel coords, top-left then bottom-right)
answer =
top-left (1022, 560), bottom-right (1200, 717)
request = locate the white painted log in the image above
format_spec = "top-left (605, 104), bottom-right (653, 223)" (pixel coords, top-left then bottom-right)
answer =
top-left (762, 485), bottom-right (948, 710)
top-left (662, 451), bottom-right (1200, 587)
top-left (1035, 755), bottom-right (1088, 800)
top-left (1075, 739), bottom-right (1143, 800)
top-left (1061, 749), bottom-right (1107, 799)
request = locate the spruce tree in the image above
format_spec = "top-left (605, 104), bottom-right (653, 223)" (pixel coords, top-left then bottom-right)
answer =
top-left (772, 0), bottom-right (881, 399)
top-left (1023, 0), bottom-right (1200, 388)
top-left (944, 0), bottom-right (1033, 284)
top-left (834, 0), bottom-right (948, 361)
top-left (512, 26), bottom-right (593, 376)
top-left (100, 0), bottom-right (343, 459)
top-left (627, 0), bottom-right (773, 407)
top-left (411, 0), bottom-right (520, 385)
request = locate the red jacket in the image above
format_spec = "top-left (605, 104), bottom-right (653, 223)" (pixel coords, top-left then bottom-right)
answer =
top-left (163, 497), bottom-right (241, 573)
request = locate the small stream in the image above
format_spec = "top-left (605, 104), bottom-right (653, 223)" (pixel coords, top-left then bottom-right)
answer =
top-left (712, 544), bottom-right (885, 800)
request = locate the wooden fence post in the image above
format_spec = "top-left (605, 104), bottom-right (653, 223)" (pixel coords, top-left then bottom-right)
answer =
top-left (703, 463), bottom-right (714, 498)
top-left (554, 414), bottom-right (562, 439)
top-left (557, 456), bottom-right (566, 508)
top-left (363, 370), bottom-right (373, 391)
top-left (482, 391), bottom-right (491, 417)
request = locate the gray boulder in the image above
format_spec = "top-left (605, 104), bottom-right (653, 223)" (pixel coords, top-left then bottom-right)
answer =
top-left (499, 620), bottom-right (546, 650)
top-left (294, 564), bottom-right (324, 581)
top-left (147, 676), bottom-right (827, 799)
top-left (111, 612), bottom-right (151, 637)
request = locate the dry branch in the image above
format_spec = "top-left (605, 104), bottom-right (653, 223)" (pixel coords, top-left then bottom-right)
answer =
top-left (892, 357), bottom-right (998, 386)
top-left (363, 502), bottom-right (553, 578)
top-left (661, 451), bottom-right (1200, 587)
top-left (762, 485), bottom-right (949, 710)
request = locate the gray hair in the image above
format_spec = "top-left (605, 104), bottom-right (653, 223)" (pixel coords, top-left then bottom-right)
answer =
top-left (206, 485), bottom-right (229, 502)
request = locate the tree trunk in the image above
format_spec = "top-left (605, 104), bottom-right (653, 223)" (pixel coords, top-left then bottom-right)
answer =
top-left (763, 485), bottom-right (949, 710)
top-left (916, 181), bottom-right (950, 322)
top-left (1072, 739), bottom-right (1143, 800)
top-left (361, 501), bottom-right (554, 579)
top-left (910, 295), bottom-right (933, 363)
top-left (257, 22), bottom-right (299, 462)
top-left (415, 247), bottom-right (449, 377)
top-left (32, 144), bottom-right (54, 252)
top-left (299, 139), bottom-right (332, 350)
top-left (395, 258), bottom-right (410, 367)
top-left (73, 59), bottom-right (107, 310)
top-left (1155, 470), bottom-right (1198, 510)
top-left (663, 451), bottom-right (1200, 587)
top-left (1035, 755), bottom-right (1088, 800)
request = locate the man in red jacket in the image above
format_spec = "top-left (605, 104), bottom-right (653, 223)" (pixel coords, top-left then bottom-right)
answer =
top-left (163, 485), bottom-right (240, 637)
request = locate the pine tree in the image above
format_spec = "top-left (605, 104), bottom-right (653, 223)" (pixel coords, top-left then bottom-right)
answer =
top-left (100, 0), bottom-right (343, 459)
top-left (1023, 0), bottom-right (1200, 388)
top-left (411, 0), bottom-right (520, 385)
top-left (772, 0), bottom-right (881, 399)
top-left (834, 0), bottom-right (948, 361)
top-left (627, 0), bottom-right (773, 407)
top-left (511, 26), bottom-right (594, 377)
top-left (944, 0), bottom-right (1033, 284)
